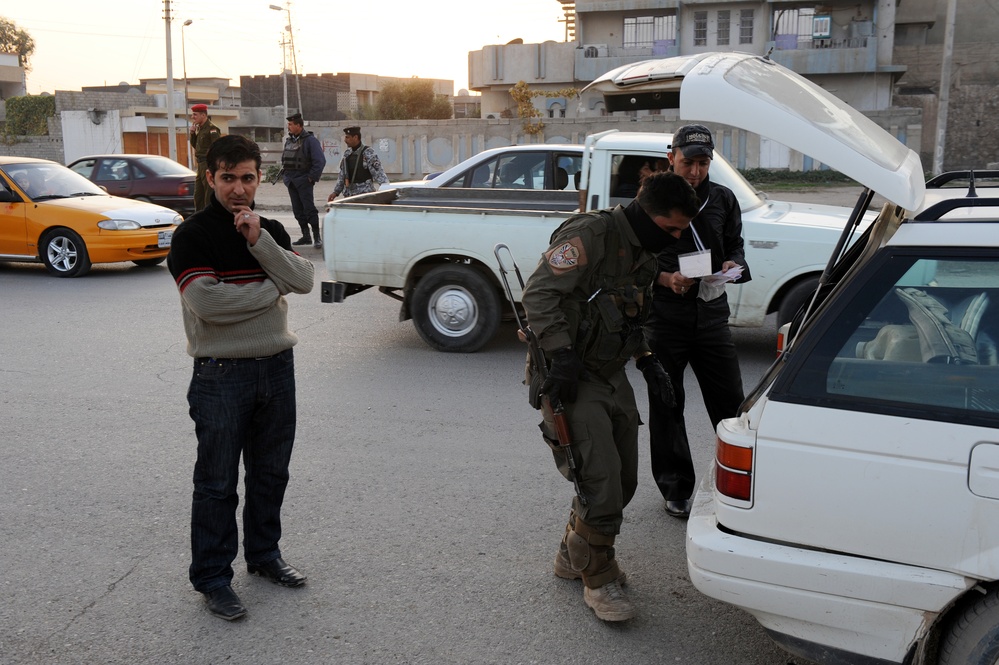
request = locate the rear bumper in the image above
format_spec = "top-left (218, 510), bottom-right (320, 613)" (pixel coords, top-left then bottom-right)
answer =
top-left (686, 470), bottom-right (971, 665)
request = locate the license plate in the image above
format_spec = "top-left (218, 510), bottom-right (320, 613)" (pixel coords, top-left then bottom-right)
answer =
top-left (158, 230), bottom-right (174, 248)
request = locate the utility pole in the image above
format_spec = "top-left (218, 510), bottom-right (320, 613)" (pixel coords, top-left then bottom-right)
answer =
top-left (932, 0), bottom-right (957, 175)
top-left (270, 2), bottom-right (302, 116)
top-left (163, 0), bottom-right (178, 161)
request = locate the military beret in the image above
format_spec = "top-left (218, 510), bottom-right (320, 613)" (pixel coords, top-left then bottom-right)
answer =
top-left (190, 103), bottom-right (208, 113)
top-left (343, 126), bottom-right (361, 136)
top-left (286, 112), bottom-right (304, 124)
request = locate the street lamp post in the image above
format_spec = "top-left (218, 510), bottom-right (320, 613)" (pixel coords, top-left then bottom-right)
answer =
top-left (163, 1), bottom-right (178, 162)
top-left (269, 3), bottom-right (302, 116)
top-left (181, 19), bottom-right (193, 169)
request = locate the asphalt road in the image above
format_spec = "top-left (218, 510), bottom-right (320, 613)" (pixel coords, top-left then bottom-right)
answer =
top-left (0, 205), bottom-right (818, 664)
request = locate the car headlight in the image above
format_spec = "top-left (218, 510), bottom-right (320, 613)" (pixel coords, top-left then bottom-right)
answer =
top-left (172, 214), bottom-right (183, 224)
top-left (98, 219), bottom-right (142, 230)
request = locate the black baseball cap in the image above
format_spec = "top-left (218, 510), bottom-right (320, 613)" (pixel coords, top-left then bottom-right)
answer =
top-left (286, 112), bottom-right (304, 124)
top-left (672, 124), bottom-right (714, 158)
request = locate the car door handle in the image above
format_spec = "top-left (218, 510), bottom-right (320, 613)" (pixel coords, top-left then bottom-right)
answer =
top-left (969, 443), bottom-right (999, 499)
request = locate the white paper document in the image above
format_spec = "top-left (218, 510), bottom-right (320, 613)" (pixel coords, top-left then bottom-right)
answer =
top-left (699, 265), bottom-right (744, 286)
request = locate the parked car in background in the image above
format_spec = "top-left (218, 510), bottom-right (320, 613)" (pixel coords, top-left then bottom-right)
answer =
top-left (0, 157), bottom-right (181, 277)
top-left (391, 145), bottom-right (584, 190)
top-left (67, 154), bottom-right (195, 217)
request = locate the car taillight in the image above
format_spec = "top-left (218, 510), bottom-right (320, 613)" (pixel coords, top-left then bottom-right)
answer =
top-left (179, 183), bottom-right (193, 196)
top-left (776, 321), bottom-right (790, 356)
top-left (716, 437), bottom-right (752, 501)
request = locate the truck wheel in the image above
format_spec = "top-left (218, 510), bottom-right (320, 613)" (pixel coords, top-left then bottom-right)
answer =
top-left (411, 265), bottom-right (501, 353)
top-left (938, 588), bottom-right (999, 665)
top-left (777, 277), bottom-right (820, 327)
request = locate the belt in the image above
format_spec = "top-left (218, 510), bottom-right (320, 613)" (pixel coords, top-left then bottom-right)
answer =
top-left (195, 348), bottom-right (292, 364)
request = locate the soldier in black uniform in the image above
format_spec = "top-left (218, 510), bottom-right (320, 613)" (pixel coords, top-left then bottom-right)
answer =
top-left (521, 172), bottom-right (701, 621)
top-left (281, 113), bottom-right (327, 248)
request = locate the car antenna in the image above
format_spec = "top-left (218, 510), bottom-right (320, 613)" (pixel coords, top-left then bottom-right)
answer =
top-left (969, 170), bottom-right (979, 198)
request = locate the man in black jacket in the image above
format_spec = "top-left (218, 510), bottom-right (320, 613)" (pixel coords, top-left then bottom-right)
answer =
top-left (646, 124), bottom-right (752, 518)
top-left (168, 135), bottom-right (315, 621)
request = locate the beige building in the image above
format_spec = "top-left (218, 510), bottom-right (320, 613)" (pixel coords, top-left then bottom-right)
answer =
top-left (468, 0), bottom-right (998, 170)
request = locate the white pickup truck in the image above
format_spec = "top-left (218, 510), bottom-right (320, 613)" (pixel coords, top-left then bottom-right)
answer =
top-left (321, 129), bottom-right (864, 352)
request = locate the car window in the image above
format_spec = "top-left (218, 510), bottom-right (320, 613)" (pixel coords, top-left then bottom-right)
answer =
top-left (781, 250), bottom-right (999, 422)
top-left (96, 159), bottom-right (131, 182)
top-left (459, 160), bottom-right (497, 188)
top-left (496, 153), bottom-right (547, 190)
top-left (137, 156), bottom-right (193, 176)
top-left (69, 159), bottom-right (97, 179)
top-left (556, 154), bottom-right (582, 191)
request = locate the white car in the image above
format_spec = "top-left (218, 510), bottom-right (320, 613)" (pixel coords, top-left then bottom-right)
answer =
top-left (587, 53), bottom-right (999, 665)
top-left (393, 144), bottom-right (584, 190)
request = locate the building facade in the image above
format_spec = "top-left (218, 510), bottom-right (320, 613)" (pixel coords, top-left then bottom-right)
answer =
top-left (469, 0), bottom-right (997, 171)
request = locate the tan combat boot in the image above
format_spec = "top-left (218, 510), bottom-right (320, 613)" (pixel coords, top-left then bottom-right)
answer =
top-left (584, 578), bottom-right (635, 622)
top-left (562, 518), bottom-right (635, 621)
top-left (554, 547), bottom-right (627, 586)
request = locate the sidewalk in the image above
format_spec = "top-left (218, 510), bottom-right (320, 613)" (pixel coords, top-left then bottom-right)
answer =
top-left (253, 180), bottom-right (336, 212)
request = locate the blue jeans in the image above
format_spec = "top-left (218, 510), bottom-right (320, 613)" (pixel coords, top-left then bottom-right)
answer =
top-left (186, 349), bottom-right (297, 593)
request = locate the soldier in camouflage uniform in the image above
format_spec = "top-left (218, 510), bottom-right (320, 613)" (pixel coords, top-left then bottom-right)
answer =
top-left (327, 126), bottom-right (389, 201)
top-left (189, 104), bottom-right (222, 212)
top-left (521, 172), bottom-right (700, 622)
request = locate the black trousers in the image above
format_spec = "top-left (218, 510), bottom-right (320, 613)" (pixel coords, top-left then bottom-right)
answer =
top-left (645, 295), bottom-right (744, 501)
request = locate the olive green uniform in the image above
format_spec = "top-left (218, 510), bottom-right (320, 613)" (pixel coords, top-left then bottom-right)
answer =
top-left (522, 205), bottom-right (658, 589)
top-left (190, 119), bottom-right (222, 211)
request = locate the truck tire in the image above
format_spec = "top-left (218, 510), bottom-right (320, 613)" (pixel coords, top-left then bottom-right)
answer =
top-left (938, 588), bottom-right (999, 665)
top-left (411, 265), bottom-right (501, 353)
top-left (777, 277), bottom-right (820, 327)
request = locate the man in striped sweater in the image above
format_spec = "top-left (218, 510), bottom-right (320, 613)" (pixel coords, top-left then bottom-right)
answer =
top-left (168, 135), bottom-right (315, 621)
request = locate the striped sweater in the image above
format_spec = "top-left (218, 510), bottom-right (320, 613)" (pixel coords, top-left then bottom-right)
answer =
top-left (167, 197), bottom-right (315, 359)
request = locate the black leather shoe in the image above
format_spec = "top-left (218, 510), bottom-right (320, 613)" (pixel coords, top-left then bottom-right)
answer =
top-left (665, 499), bottom-right (693, 518)
top-left (292, 236), bottom-right (312, 246)
top-left (203, 585), bottom-right (247, 621)
top-left (247, 557), bottom-right (307, 587)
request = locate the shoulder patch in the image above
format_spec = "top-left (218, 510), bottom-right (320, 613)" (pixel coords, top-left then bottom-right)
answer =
top-left (545, 237), bottom-right (587, 274)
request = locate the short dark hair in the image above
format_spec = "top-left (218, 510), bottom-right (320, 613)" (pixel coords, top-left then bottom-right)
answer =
top-left (636, 171), bottom-right (701, 219)
top-left (206, 135), bottom-right (262, 174)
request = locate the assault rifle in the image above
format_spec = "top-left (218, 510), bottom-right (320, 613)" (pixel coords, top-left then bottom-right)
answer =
top-left (494, 244), bottom-right (586, 505)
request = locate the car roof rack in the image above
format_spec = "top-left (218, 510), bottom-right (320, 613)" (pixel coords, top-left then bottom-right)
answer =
top-left (912, 196), bottom-right (999, 221)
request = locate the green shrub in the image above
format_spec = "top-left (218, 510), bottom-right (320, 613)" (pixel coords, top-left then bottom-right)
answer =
top-left (4, 95), bottom-right (54, 136)
top-left (739, 167), bottom-right (855, 186)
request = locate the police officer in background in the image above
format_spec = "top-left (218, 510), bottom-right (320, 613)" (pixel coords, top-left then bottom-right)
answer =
top-left (327, 126), bottom-right (389, 201)
top-left (521, 172), bottom-right (701, 622)
top-left (189, 103), bottom-right (222, 211)
top-left (281, 113), bottom-right (327, 248)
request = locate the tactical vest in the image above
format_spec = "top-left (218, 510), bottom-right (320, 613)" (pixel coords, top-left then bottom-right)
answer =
top-left (345, 146), bottom-right (372, 184)
top-left (556, 211), bottom-right (657, 379)
top-left (281, 132), bottom-right (314, 171)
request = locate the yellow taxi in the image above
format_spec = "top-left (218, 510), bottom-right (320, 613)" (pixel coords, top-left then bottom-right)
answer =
top-left (0, 156), bottom-right (182, 277)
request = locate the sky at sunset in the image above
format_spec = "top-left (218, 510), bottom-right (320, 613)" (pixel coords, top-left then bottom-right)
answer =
top-left (11, 0), bottom-right (568, 95)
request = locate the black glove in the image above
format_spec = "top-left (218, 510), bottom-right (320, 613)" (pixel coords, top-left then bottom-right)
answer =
top-left (542, 347), bottom-right (588, 405)
top-left (637, 353), bottom-right (676, 407)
